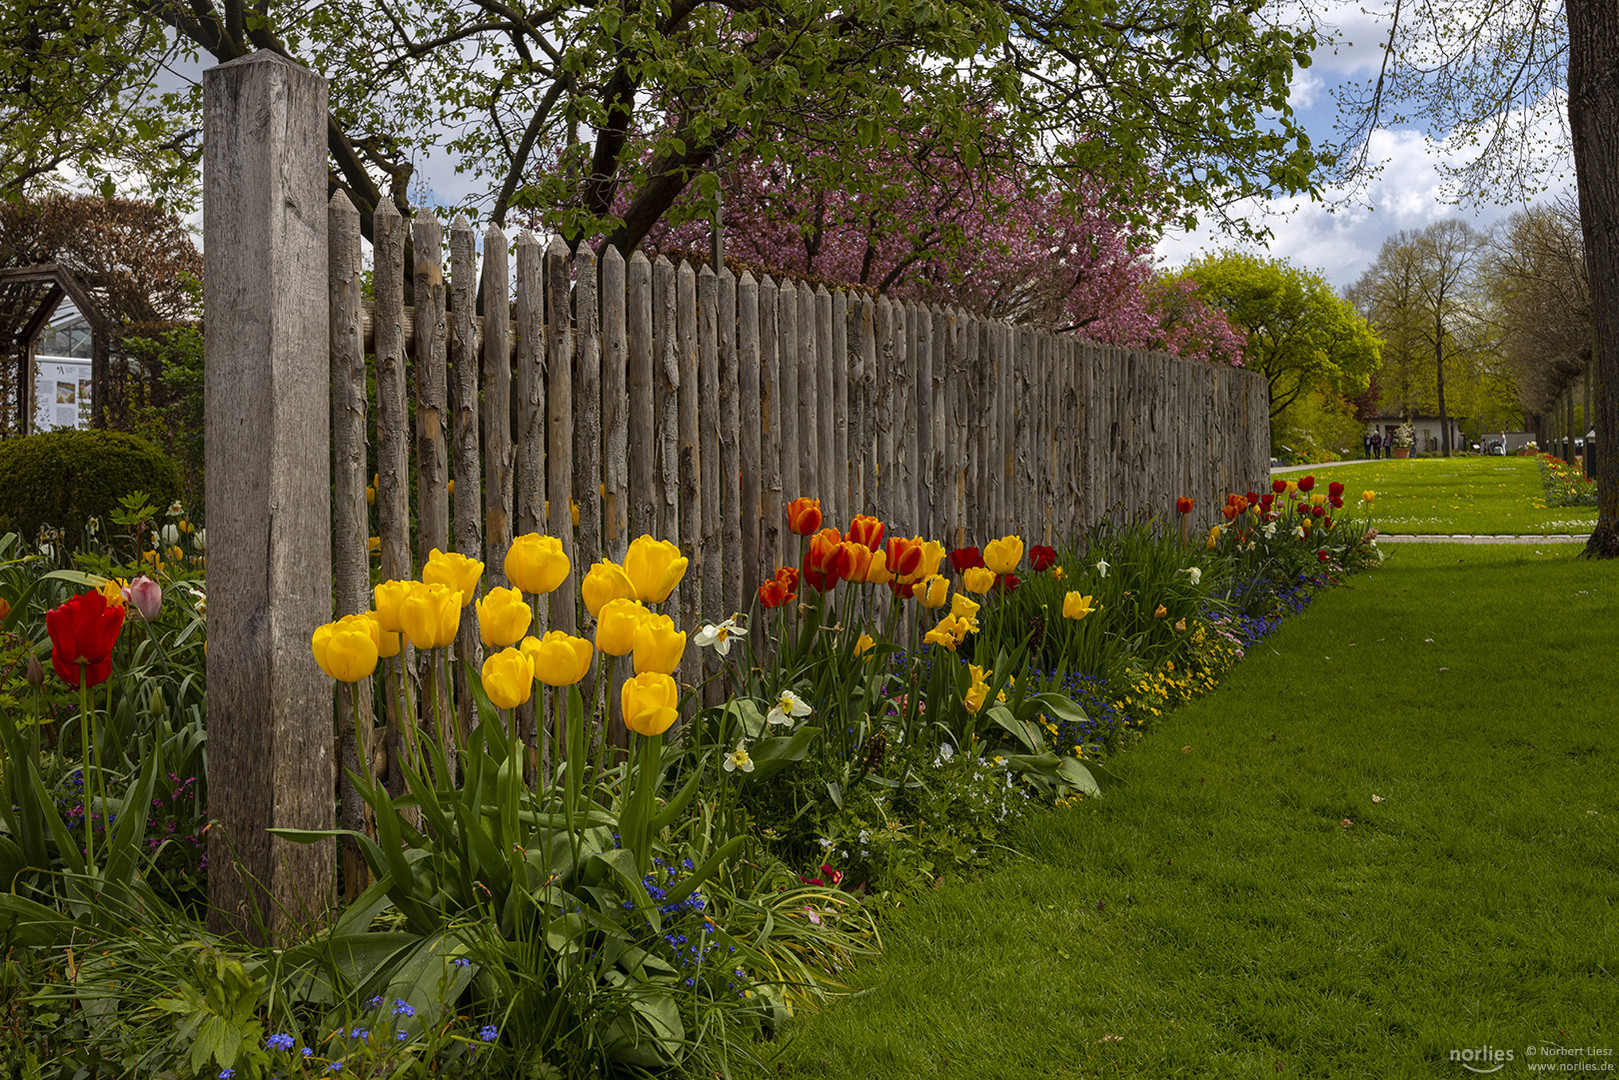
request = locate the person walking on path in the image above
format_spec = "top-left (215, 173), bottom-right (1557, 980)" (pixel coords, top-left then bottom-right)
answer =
top-left (1371, 431), bottom-right (1383, 459)
top-left (1363, 430), bottom-right (1373, 458)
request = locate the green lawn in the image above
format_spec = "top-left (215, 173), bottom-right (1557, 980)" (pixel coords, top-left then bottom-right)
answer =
top-left (1274, 456), bottom-right (1597, 535)
top-left (759, 544), bottom-right (1619, 1078)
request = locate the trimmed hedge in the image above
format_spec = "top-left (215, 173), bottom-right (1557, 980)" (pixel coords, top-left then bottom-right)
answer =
top-left (0, 429), bottom-right (181, 548)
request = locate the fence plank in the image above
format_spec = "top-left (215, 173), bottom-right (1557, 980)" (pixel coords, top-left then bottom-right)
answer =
top-left (874, 298), bottom-right (895, 527)
top-left (655, 256), bottom-right (679, 545)
top-left (759, 276), bottom-right (784, 573)
top-left (628, 251), bottom-right (656, 545)
top-left (329, 190), bottom-right (374, 899)
top-left (483, 226), bottom-right (513, 587)
top-left (738, 271), bottom-right (762, 604)
top-left (913, 304), bottom-right (932, 539)
top-left (818, 286), bottom-right (837, 523)
top-left (412, 213), bottom-right (450, 569)
top-left (449, 216), bottom-right (482, 740)
top-left (777, 282), bottom-right (799, 506)
top-left (602, 245), bottom-right (629, 562)
top-left (831, 288), bottom-right (849, 519)
top-left (798, 284), bottom-right (819, 505)
top-left (719, 268), bottom-right (743, 624)
top-left (515, 233), bottom-right (546, 547)
top-left (856, 296), bottom-right (877, 514)
top-left (676, 260), bottom-right (702, 692)
top-left (575, 244), bottom-right (603, 577)
top-left (545, 236), bottom-right (577, 637)
top-left (698, 265), bottom-right (722, 703)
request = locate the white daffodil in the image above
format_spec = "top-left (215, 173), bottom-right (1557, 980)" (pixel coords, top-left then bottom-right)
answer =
top-left (1292, 525), bottom-right (1306, 539)
top-left (1262, 521), bottom-right (1277, 539)
top-left (1095, 559), bottom-right (1110, 578)
top-left (693, 616), bottom-right (747, 656)
top-left (766, 689), bottom-right (812, 727)
top-left (724, 740), bottom-right (755, 773)
top-left (1178, 566), bottom-right (1203, 586)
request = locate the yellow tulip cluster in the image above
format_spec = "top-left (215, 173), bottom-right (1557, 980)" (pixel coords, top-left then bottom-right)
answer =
top-left (312, 532), bottom-right (692, 739)
top-left (963, 663), bottom-right (991, 714)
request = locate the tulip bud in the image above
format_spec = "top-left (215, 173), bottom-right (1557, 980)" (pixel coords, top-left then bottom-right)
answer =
top-left (621, 671), bottom-right (680, 737)
top-left (917, 574), bottom-right (950, 609)
top-left (786, 497), bottom-right (822, 536)
top-left (847, 514), bottom-right (884, 551)
top-left (962, 567), bottom-right (996, 594)
top-left (122, 576), bottom-right (163, 621)
top-left (476, 586), bottom-right (532, 648)
top-left (595, 597), bottom-right (649, 656)
top-left (522, 630), bottom-right (594, 687)
top-left (26, 653), bottom-right (45, 688)
top-left (983, 536), bottom-right (1024, 575)
top-left (632, 613), bottom-right (686, 675)
top-left (581, 559), bottom-right (637, 616)
top-left (423, 549), bottom-right (484, 605)
top-left (480, 647), bottom-right (534, 710)
top-left (399, 582), bottom-right (463, 649)
top-left (505, 533), bottom-right (570, 596)
top-left (624, 535), bottom-right (689, 604)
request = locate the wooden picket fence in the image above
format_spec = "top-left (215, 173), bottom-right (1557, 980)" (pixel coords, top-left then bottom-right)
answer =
top-left (329, 194), bottom-right (1270, 648)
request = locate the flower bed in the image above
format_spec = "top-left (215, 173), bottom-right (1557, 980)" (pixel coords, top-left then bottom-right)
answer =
top-left (0, 477), bottom-right (1379, 1077)
top-left (1537, 452), bottom-right (1597, 507)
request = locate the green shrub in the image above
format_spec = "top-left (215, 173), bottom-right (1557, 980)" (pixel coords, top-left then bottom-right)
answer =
top-left (0, 429), bottom-right (180, 548)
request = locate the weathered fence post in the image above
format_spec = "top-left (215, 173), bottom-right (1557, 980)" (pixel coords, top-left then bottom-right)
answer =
top-left (204, 52), bottom-right (334, 942)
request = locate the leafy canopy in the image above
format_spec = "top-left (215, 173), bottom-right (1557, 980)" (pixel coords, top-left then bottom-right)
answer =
top-left (2, 0), bottom-right (1327, 252)
top-left (1183, 252), bottom-right (1379, 417)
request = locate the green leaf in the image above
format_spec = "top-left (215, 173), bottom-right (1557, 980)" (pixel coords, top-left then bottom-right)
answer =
top-left (745, 725), bottom-right (820, 783)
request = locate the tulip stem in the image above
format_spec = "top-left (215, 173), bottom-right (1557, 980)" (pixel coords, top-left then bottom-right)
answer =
top-left (78, 665), bottom-right (95, 867)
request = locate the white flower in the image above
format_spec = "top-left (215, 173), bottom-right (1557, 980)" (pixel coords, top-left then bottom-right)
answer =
top-left (166, 501), bottom-right (184, 517)
top-left (1292, 525), bottom-right (1306, 539)
top-left (766, 689), bottom-right (812, 727)
top-left (1095, 559), bottom-right (1110, 578)
top-left (1262, 522), bottom-right (1277, 539)
top-left (194, 528), bottom-right (206, 552)
top-left (159, 523), bottom-right (181, 547)
top-left (1178, 566), bottom-right (1202, 586)
top-left (723, 740), bottom-right (754, 773)
top-left (939, 742), bottom-right (954, 761)
top-left (693, 616), bottom-right (747, 656)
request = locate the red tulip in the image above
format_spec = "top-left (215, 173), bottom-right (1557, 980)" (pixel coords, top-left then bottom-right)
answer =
top-left (1245, 491), bottom-right (1260, 506)
top-left (1298, 475), bottom-right (1316, 492)
top-left (1328, 481), bottom-right (1345, 499)
top-left (1176, 497), bottom-right (1194, 515)
top-left (949, 546), bottom-right (985, 573)
top-left (787, 497), bottom-right (823, 536)
top-left (1272, 478), bottom-right (1288, 494)
top-left (47, 590), bottom-right (127, 687)
top-left (775, 565), bottom-right (800, 594)
top-left (1311, 505), bottom-right (1326, 518)
top-left (885, 536), bottom-right (924, 580)
top-left (758, 578), bottom-right (794, 609)
top-left (1317, 550), bottom-right (1329, 563)
top-left (804, 528), bottom-right (845, 591)
top-left (1029, 545), bottom-right (1057, 572)
top-left (847, 514), bottom-right (885, 551)
top-left (998, 573), bottom-right (1021, 592)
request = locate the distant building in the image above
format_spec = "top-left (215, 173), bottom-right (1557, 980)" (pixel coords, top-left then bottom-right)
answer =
top-left (1362, 413), bottom-right (1464, 455)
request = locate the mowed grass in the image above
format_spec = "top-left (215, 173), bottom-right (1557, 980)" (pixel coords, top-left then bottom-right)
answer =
top-left (1274, 456), bottom-right (1597, 535)
top-left (758, 545), bottom-right (1619, 1079)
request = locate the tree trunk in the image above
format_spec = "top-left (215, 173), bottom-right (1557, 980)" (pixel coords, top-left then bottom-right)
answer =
top-left (1435, 316), bottom-right (1451, 456)
top-left (1569, 0), bottom-right (1619, 556)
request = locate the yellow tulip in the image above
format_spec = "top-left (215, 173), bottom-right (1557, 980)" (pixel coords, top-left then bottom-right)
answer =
top-left (923, 615), bottom-right (962, 650)
top-left (595, 597), bottom-right (649, 656)
top-left (962, 566), bottom-right (997, 594)
top-left (480, 647), bottom-right (533, 709)
top-left (963, 680), bottom-right (989, 715)
top-left (1062, 592), bottom-right (1095, 620)
top-left (914, 540), bottom-right (946, 582)
top-left (983, 536), bottom-right (1024, 575)
top-left (949, 593), bottom-right (981, 624)
top-left (476, 586), bottom-right (532, 649)
top-left (311, 616), bottom-right (379, 682)
top-left (632, 613), bottom-right (687, 675)
top-left (373, 579), bottom-right (414, 633)
top-left (621, 671), bottom-right (680, 737)
top-left (356, 610), bottom-right (400, 658)
top-left (625, 535), bottom-right (688, 603)
top-left (1206, 525), bottom-right (1222, 550)
top-left (505, 533), bottom-right (570, 595)
top-left (855, 632), bottom-right (876, 657)
top-left (522, 630), bottom-right (594, 687)
top-left (917, 573), bottom-right (950, 609)
top-left (1362, 490), bottom-right (1376, 503)
top-left (423, 548), bottom-right (484, 605)
top-left (1285, 480), bottom-right (1299, 495)
top-left (399, 582), bottom-right (463, 649)
top-left (581, 559), bottom-right (637, 616)
top-left (864, 548), bottom-right (894, 586)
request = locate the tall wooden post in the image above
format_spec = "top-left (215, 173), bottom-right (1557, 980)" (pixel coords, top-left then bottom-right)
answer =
top-left (204, 53), bottom-right (334, 942)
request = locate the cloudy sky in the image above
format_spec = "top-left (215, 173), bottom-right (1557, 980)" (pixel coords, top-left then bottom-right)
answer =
top-left (1154, 0), bottom-right (1573, 289)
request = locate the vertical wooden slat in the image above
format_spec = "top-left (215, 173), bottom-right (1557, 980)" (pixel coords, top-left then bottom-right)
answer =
top-left (951, 309), bottom-right (969, 548)
top-left (759, 276), bottom-right (784, 572)
top-left (738, 271), bottom-right (762, 603)
top-left (575, 244), bottom-right (603, 575)
top-left (698, 265), bottom-right (722, 703)
top-left (897, 303), bottom-right (918, 536)
top-left (655, 256), bottom-right (679, 545)
top-left (449, 217), bottom-right (482, 741)
top-left (931, 307), bottom-right (949, 544)
top-left (971, 317), bottom-right (989, 542)
top-left (676, 260), bottom-right (702, 692)
top-left (602, 246), bottom-right (630, 562)
top-left (857, 297), bottom-right (877, 514)
top-left (371, 200), bottom-right (412, 803)
top-left (719, 268), bottom-right (743, 623)
top-left (483, 225), bottom-right (513, 587)
top-left (515, 233), bottom-right (546, 546)
top-left (628, 251), bottom-right (656, 544)
top-left (913, 304), bottom-right (932, 540)
top-left (817, 285), bottom-right (837, 523)
top-left (329, 191), bottom-right (373, 899)
top-left (777, 281), bottom-right (799, 505)
top-left (412, 212), bottom-right (450, 570)
top-left (545, 236), bottom-right (577, 639)
top-left (875, 298), bottom-right (896, 528)
top-left (798, 284), bottom-right (819, 505)
top-left (830, 288), bottom-right (849, 518)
